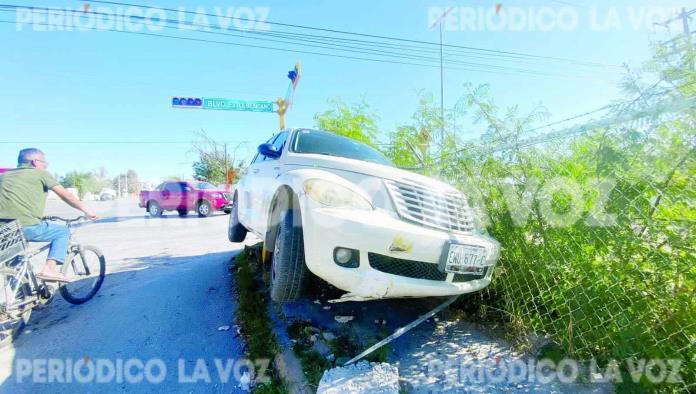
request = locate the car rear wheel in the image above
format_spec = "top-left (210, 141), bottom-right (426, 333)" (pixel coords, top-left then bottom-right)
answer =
top-left (148, 201), bottom-right (163, 217)
top-left (228, 197), bottom-right (247, 242)
top-left (270, 209), bottom-right (307, 302)
top-left (197, 200), bottom-right (212, 217)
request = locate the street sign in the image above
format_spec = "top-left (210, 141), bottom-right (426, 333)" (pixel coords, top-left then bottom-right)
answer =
top-left (172, 97), bottom-right (275, 113)
top-left (202, 98), bottom-right (274, 112)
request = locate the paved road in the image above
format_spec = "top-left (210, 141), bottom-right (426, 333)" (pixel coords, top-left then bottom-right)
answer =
top-left (0, 199), bottom-right (248, 393)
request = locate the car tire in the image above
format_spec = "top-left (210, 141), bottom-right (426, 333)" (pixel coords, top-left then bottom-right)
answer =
top-left (177, 209), bottom-right (188, 217)
top-left (270, 209), bottom-right (307, 302)
top-left (197, 200), bottom-right (213, 217)
top-left (147, 201), bottom-right (163, 217)
top-left (228, 198), bottom-right (247, 243)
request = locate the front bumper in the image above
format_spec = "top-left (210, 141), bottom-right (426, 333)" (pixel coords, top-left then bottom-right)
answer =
top-left (299, 197), bottom-right (500, 301)
top-left (211, 198), bottom-right (232, 211)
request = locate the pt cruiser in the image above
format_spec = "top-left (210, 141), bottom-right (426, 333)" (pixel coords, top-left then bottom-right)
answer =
top-left (229, 129), bottom-right (500, 302)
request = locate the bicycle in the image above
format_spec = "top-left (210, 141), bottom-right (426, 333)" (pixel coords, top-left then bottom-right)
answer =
top-left (0, 216), bottom-right (106, 333)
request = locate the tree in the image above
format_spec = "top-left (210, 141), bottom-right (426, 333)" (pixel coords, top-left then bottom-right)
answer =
top-left (385, 91), bottom-right (463, 170)
top-left (314, 98), bottom-right (380, 146)
top-left (191, 131), bottom-right (246, 185)
top-left (112, 169), bottom-right (141, 195)
top-left (61, 171), bottom-right (108, 198)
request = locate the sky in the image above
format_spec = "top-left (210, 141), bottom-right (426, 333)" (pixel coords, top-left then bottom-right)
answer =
top-left (0, 0), bottom-right (691, 184)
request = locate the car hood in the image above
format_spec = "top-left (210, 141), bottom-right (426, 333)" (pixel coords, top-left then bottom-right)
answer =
top-left (284, 153), bottom-right (460, 194)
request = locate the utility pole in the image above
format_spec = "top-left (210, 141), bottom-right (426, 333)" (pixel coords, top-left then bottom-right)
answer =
top-left (655, 8), bottom-right (694, 68)
top-left (276, 98), bottom-right (288, 131)
top-left (223, 143), bottom-right (229, 187)
top-left (124, 174), bottom-right (128, 197)
top-left (117, 176), bottom-right (121, 199)
top-left (430, 8), bottom-right (454, 155)
top-left (439, 21), bottom-right (445, 153)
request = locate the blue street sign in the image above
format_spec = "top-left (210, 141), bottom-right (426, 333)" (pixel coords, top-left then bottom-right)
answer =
top-left (202, 98), bottom-right (275, 112)
top-left (172, 97), bottom-right (275, 112)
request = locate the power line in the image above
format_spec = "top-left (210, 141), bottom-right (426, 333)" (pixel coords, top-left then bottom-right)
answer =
top-left (0, 19), bottom-right (614, 80)
top-left (0, 5), bottom-right (621, 79)
top-left (0, 140), bottom-right (251, 144)
top-left (423, 80), bottom-right (693, 167)
top-left (53, 0), bottom-right (621, 69)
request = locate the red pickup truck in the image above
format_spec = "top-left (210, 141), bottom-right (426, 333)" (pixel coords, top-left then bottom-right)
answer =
top-left (139, 181), bottom-right (232, 217)
top-left (0, 168), bottom-right (8, 174)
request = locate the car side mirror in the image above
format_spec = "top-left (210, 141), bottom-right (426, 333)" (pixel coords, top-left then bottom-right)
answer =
top-left (258, 143), bottom-right (281, 159)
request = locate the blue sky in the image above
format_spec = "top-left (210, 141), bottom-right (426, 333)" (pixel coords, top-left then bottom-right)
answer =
top-left (0, 0), bottom-right (689, 183)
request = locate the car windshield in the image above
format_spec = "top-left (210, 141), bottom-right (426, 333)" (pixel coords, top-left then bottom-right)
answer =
top-left (196, 182), bottom-right (217, 189)
top-left (291, 129), bottom-right (393, 166)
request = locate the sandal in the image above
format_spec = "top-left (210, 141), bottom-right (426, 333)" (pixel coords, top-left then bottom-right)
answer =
top-left (36, 273), bottom-right (73, 283)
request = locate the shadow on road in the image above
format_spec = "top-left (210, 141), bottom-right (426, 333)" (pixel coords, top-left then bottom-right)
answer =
top-left (0, 250), bottom-right (245, 394)
top-left (94, 212), bottom-right (229, 225)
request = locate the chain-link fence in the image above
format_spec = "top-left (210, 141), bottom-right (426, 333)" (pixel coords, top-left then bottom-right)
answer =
top-left (433, 95), bottom-right (696, 391)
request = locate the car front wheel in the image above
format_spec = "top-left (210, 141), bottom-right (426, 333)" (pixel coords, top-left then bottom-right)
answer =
top-left (148, 201), bottom-right (163, 217)
top-left (270, 209), bottom-right (307, 302)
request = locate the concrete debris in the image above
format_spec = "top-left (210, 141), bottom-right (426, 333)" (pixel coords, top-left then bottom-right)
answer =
top-left (335, 315), bottom-right (355, 324)
top-left (322, 332), bottom-right (336, 341)
top-left (317, 361), bottom-right (399, 394)
top-left (239, 370), bottom-right (251, 391)
top-left (312, 340), bottom-right (331, 357)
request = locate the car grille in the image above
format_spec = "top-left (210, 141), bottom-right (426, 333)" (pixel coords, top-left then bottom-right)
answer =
top-left (384, 179), bottom-right (475, 234)
top-left (368, 253), bottom-right (486, 283)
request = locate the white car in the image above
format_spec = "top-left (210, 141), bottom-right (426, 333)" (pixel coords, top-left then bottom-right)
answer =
top-left (229, 129), bottom-right (500, 302)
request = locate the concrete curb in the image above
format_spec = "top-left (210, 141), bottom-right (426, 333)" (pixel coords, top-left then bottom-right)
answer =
top-left (274, 349), bottom-right (313, 394)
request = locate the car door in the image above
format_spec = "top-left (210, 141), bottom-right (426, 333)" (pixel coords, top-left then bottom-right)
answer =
top-left (238, 136), bottom-right (275, 232)
top-left (247, 132), bottom-right (288, 234)
top-left (180, 182), bottom-right (195, 210)
top-left (161, 182), bottom-right (183, 210)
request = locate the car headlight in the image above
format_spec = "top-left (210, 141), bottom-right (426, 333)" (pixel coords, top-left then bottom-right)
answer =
top-left (303, 179), bottom-right (373, 210)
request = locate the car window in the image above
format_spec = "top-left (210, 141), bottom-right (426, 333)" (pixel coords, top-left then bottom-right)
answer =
top-left (155, 183), bottom-right (164, 191)
top-left (291, 129), bottom-right (393, 166)
top-left (164, 183), bottom-right (182, 192)
top-left (263, 133), bottom-right (284, 161)
top-left (251, 134), bottom-right (278, 164)
top-left (196, 182), bottom-right (216, 189)
top-left (272, 132), bottom-right (288, 152)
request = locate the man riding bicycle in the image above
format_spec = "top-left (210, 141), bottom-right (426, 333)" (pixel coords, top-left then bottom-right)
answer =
top-left (0, 148), bottom-right (99, 282)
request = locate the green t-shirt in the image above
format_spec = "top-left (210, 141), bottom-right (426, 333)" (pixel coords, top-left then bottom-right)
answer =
top-left (0, 165), bottom-right (59, 227)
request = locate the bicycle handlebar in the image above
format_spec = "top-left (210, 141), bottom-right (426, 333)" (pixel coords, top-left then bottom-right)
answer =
top-left (44, 215), bottom-right (89, 224)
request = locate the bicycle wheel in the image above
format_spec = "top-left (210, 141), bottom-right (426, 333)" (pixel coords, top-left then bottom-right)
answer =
top-left (59, 246), bottom-right (106, 305)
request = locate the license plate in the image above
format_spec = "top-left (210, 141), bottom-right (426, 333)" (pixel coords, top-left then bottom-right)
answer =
top-left (444, 244), bottom-right (487, 275)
